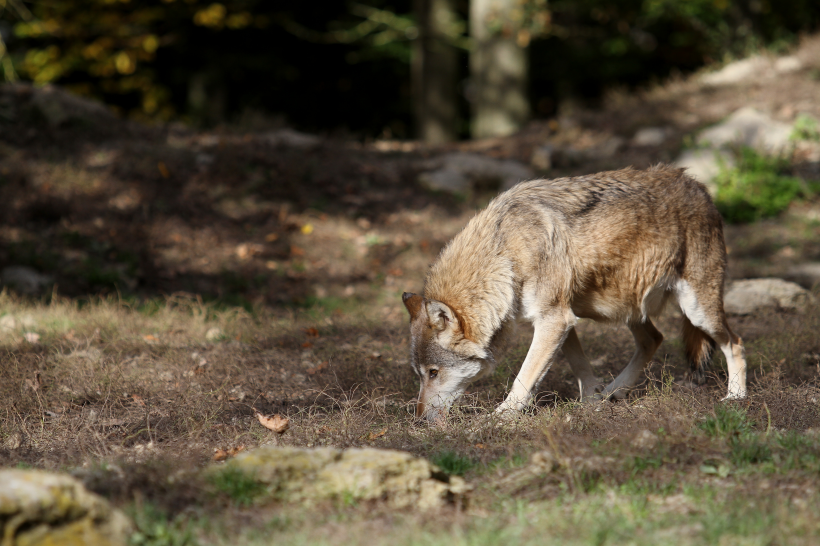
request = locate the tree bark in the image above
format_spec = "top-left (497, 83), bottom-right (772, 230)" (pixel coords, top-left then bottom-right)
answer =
top-left (469, 0), bottom-right (529, 138)
top-left (413, 0), bottom-right (458, 143)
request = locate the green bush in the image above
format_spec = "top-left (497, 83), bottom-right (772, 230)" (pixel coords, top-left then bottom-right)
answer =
top-left (714, 148), bottom-right (809, 223)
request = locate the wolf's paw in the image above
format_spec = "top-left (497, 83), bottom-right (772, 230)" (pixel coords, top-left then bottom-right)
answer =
top-left (580, 382), bottom-right (606, 404)
top-left (721, 390), bottom-right (746, 401)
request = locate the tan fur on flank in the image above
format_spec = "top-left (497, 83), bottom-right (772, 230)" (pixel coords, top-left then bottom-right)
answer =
top-left (403, 165), bottom-right (746, 421)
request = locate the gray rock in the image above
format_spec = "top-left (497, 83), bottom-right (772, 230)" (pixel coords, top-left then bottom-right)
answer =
top-left (418, 152), bottom-right (533, 194)
top-left (774, 56), bottom-right (803, 73)
top-left (673, 148), bottom-right (734, 193)
top-left (1, 266), bottom-right (53, 294)
top-left (674, 107), bottom-right (794, 190)
top-left (698, 107), bottom-right (792, 154)
top-left (220, 446), bottom-right (470, 509)
top-left (0, 469), bottom-right (131, 545)
top-left (724, 278), bottom-right (814, 315)
top-left (700, 56), bottom-right (770, 87)
top-left (632, 127), bottom-right (670, 147)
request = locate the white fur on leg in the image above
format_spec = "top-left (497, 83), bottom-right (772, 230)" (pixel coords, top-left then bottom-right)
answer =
top-left (721, 341), bottom-right (747, 400)
top-left (497, 312), bottom-right (573, 414)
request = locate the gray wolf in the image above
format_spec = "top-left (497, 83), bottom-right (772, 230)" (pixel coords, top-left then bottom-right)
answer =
top-left (402, 165), bottom-right (746, 422)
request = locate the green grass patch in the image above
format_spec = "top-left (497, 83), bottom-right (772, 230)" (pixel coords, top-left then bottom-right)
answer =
top-left (128, 503), bottom-right (197, 546)
top-left (430, 450), bottom-right (475, 476)
top-left (698, 403), bottom-right (754, 438)
top-left (714, 148), bottom-right (815, 223)
top-left (209, 467), bottom-right (267, 507)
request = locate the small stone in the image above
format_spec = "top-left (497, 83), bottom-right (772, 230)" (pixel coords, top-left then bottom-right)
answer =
top-left (632, 127), bottom-right (669, 147)
top-left (632, 429), bottom-right (659, 450)
top-left (700, 56), bottom-right (769, 87)
top-left (774, 56), bottom-right (802, 73)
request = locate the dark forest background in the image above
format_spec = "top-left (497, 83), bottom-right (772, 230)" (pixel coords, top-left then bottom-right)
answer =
top-left (1, 0), bottom-right (819, 139)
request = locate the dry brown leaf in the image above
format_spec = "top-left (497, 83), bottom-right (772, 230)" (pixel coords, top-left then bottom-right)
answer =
top-left (302, 341), bottom-right (313, 349)
top-left (213, 449), bottom-right (229, 462)
top-left (305, 327), bottom-right (319, 338)
top-left (255, 411), bottom-right (289, 434)
top-left (143, 334), bottom-right (158, 342)
top-left (132, 394), bottom-right (145, 406)
top-left (290, 245), bottom-right (305, 257)
top-left (367, 427), bottom-right (387, 441)
top-left (227, 445), bottom-right (245, 457)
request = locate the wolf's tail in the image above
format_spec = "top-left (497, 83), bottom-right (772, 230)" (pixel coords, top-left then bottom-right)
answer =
top-left (682, 315), bottom-right (716, 385)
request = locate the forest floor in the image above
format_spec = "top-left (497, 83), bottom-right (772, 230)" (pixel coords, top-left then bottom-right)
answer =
top-left (2, 35), bottom-right (820, 546)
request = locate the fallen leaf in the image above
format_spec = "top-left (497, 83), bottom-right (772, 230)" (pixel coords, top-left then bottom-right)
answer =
top-left (301, 223), bottom-right (314, 235)
top-left (213, 449), bottom-right (229, 462)
top-left (255, 411), bottom-right (289, 434)
top-left (302, 341), bottom-right (313, 348)
top-left (132, 394), bottom-right (145, 406)
top-left (387, 268), bottom-right (404, 277)
top-left (290, 245), bottom-right (305, 257)
top-left (307, 361), bottom-right (328, 375)
top-left (474, 444), bottom-right (485, 449)
top-left (227, 445), bottom-right (245, 457)
top-left (305, 327), bottom-right (319, 337)
top-left (265, 233), bottom-right (279, 242)
top-left (143, 334), bottom-right (158, 342)
top-left (367, 427), bottom-right (387, 441)
top-left (157, 161), bottom-right (170, 178)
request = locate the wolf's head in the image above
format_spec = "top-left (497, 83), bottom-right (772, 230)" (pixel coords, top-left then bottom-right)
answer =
top-left (402, 292), bottom-right (496, 422)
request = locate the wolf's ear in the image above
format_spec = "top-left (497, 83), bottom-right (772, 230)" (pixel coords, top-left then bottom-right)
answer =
top-left (402, 292), bottom-right (423, 321)
top-left (425, 300), bottom-right (458, 332)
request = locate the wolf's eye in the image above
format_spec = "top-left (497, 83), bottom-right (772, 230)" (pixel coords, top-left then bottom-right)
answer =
top-left (429, 369), bottom-right (438, 379)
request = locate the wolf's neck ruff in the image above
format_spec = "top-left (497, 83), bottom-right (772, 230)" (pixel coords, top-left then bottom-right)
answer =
top-left (423, 214), bottom-right (517, 352)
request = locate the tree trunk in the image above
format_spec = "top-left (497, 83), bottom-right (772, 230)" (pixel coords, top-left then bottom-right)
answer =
top-left (469, 0), bottom-right (529, 138)
top-left (413, 0), bottom-right (458, 144)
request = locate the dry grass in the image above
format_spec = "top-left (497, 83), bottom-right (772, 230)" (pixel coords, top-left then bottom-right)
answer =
top-left (2, 287), bottom-right (819, 544)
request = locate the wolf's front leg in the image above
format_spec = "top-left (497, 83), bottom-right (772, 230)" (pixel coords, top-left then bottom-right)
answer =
top-left (496, 312), bottom-right (574, 414)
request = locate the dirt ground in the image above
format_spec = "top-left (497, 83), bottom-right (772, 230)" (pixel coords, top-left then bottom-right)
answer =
top-left (1, 35), bottom-right (820, 546)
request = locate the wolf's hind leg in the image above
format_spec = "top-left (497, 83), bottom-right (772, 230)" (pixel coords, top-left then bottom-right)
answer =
top-left (561, 328), bottom-right (603, 401)
top-left (676, 280), bottom-right (746, 399)
top-left (600, 319), bottom-right (663, 400)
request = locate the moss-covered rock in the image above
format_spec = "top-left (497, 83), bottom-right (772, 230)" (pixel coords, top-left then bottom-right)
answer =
top-left (220, 446), bottom-right (470, 509)
top-left (0, 469), bottom-right (131, 546)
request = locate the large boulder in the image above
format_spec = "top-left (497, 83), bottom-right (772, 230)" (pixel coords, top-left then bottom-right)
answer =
top-left (220, 446), bottom-right (470, 509)
top-left (724, 278), bottom-right (815, 315)
top-left (0, 469), bottom-right (131, 546)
